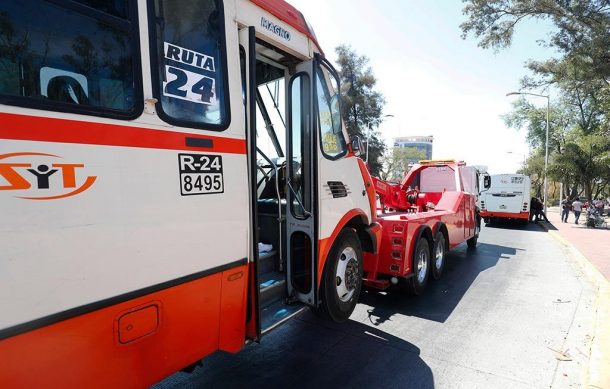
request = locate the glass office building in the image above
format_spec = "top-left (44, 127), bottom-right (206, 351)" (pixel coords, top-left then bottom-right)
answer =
top-left (393, 136), bottom-right (434, 161)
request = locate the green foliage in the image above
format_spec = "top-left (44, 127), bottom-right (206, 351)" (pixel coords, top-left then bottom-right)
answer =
top-left (379, 147), bottom-right (427, 182)
top-left (462, 0), bottom-right (610, 201)
top-left (460, 0), bottom-right (610, 83)
top-left (549, 135), bottom-right (610, 200)
top-left (503, 97), bottom-right (571, 153)
top-left (334, 44), bottom-right (386, 175)
top-left (518, 152), bottom-right (546, 198)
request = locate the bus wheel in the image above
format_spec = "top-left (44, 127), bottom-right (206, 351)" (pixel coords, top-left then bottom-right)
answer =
top-left (431, 232), bottom-right (446, 280)
top-left (319, 228), bottom-right (363, 323)
top-left (406, 238), bottom-right (431, 295)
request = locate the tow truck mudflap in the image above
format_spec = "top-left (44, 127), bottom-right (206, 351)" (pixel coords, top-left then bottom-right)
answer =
top-left (361, 222), bottom-right (388, 289)
top-left (364, 222), bottom-right (382, 254)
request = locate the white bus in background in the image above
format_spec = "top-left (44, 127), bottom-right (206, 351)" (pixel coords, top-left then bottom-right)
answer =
top-left (478, 174), bottom-right (531, 223)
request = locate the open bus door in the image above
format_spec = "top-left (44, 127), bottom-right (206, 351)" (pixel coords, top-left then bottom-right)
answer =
top-left (240, 27), bottom-right (322, 339)
top-left (239, 26), bottom-right (260, 342)
top-left (286, 59), bottom-right (318, 306)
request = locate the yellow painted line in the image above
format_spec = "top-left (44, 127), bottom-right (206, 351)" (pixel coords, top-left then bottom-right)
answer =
top-left (546, 229), bottom-right (610, 389)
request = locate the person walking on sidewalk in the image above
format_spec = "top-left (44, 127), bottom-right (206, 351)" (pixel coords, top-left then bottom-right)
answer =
top-left (572, 198), bottom-right (583, 224)
top-left (561, 197), bottom-right (572, 223)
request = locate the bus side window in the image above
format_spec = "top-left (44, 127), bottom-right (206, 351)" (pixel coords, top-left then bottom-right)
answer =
top-left (151, 0), bottom-right (229, 130)
top-left (0, 1), bottom-right (139, 117)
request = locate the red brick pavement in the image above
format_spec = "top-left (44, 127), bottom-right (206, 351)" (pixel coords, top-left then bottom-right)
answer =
top-left (544, 207), bottom-right (610, 281)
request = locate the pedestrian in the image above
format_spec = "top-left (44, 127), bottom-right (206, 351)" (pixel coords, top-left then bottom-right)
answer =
top-left (529, 197), bottom-right (538, 222)
top-left (594, 198), bottom-right (604, 213)
top-left (561, 197), bottom-right (571, 223)
top-left (535, 198), bottom-right (549, 222)
top-left (572, 197), bottom-right (583, 224)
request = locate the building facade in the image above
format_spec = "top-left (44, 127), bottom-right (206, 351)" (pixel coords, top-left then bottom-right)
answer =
top-left (393, 136), bottom-right (434, 160)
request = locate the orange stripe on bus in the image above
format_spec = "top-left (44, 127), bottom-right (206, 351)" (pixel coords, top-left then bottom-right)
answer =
top-left (0, 112), bottom-right (247, 154)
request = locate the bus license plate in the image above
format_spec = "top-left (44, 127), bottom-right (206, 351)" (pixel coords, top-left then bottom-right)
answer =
top-left (178, 153), bottom-right (224, 196)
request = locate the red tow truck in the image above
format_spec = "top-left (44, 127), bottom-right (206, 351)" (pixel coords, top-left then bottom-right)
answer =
top-left (362, 160), bottom-right (488, 294)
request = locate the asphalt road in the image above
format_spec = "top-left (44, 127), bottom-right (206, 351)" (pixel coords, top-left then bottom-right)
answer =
top-left (154, 222), bottom-right (596, 389)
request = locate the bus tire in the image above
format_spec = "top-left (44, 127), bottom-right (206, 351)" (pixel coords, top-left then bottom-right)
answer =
top-left (431, 232), bottom-right (446, 280)
top-left (407, 237), bottom-right (431, 295)
top-left (318, 228), bottom-right (363, 323)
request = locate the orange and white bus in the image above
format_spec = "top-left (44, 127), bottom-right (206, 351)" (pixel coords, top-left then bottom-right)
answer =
top-left (0, 0), bottom-right (378, 386)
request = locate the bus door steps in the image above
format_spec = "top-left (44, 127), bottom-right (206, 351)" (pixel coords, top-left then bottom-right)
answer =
top-left (258, 249), bottom-right (278, 274)
top-left (259, 270), bottom-right (286, 308)
top-left (260, 299), bottom-right (306, 335)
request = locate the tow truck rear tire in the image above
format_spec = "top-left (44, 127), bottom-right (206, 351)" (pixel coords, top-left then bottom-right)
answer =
top-left (431, 232), bottom-right (446, 280)
top-left (467, 219), bottom-right (480, 248)
top-left (318, 228), bottom-right (363, 323)
top-left (405, 238), bottom-right (431, 295)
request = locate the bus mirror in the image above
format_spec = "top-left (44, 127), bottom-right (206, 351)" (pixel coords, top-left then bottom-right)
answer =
top-left (483, 174), bottom-right (491, 190)
top-left (350, 136), bottom-right (362, 157)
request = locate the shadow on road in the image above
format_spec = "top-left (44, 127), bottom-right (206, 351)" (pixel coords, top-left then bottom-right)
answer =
top-left (154, 317), bottom-right (434, 389)
top-left (485, 219), bottom-right (551, 231)
top-left (538, 220), bottom-right (558, 230)
top-left (360, 242), bottom-right (521, 325)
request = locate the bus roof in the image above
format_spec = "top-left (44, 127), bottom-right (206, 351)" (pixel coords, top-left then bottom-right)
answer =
top-left (250, 0), bottom-right (321, 51)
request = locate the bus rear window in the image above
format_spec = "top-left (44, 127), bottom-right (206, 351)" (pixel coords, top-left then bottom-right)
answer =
top-left (0, 1), bottom-right (139, 117)
top-left (151, 0), bottom-right (228, 130)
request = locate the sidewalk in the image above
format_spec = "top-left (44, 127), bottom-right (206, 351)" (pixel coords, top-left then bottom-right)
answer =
top-left (541, 207), bottom-right (610, 389)
top-left (544, 207), bottom-right (610, 281)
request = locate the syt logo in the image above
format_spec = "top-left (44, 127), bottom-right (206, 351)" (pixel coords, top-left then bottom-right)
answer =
top-left (0, 152), bottom-right (97, 200)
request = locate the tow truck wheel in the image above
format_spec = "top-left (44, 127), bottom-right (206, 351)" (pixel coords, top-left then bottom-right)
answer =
top-left (318, 228), bottom-right (363, 323)
top-left (406, 238), bottom-right (431, 295)
top-left (467, 220), bottom-right (480, 248)
top-left (431, 232), bottom-right (446, 280)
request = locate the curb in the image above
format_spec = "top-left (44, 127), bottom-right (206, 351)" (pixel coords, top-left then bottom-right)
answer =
top-left (539, 221), bottom-right (610, 389)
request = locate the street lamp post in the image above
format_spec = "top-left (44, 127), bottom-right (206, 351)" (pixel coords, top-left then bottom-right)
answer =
top-left (506, 91), bottom-right (550, 214)
top-left (365, 114), bottom-right (394, 163)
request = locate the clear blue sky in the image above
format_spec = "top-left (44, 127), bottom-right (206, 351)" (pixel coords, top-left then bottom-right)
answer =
top-left (287, 0), bottom-right (556, 173)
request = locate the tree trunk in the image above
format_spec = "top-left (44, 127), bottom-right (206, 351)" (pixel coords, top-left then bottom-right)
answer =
top-left (594, 183), bottom-right (607, 199)
top-left (584, 180), bottom-right (592, 202)
top-left (570, 185), bottom-right (578, 199)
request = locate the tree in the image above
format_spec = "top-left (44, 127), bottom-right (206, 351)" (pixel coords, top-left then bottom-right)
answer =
top-left (379, 147), bottom-right (427, 182)
top-left (550, 135), bottom-right (610, 200)
top-left (334, 45), bottom-right (386, 175)
top-left (460, 0), bottom-right (610, 83)
top-left (521, 54), bottom-right (610, 137)
top-left (503, 98), bottom-right (565, 154)
top-left (519, 152), bottom-right (546, 199)
top-left (462, 1), bottom-right (610, 202)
